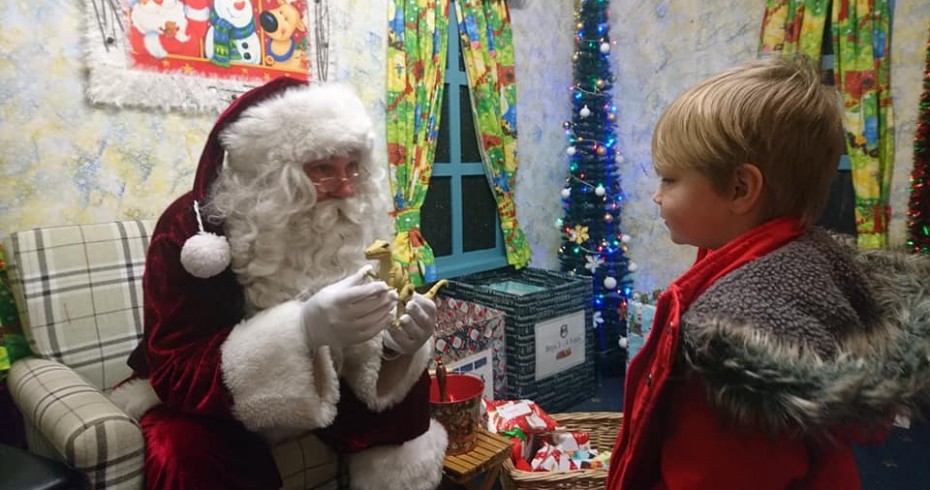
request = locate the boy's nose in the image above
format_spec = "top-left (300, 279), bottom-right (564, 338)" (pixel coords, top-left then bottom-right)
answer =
top-left (652, 189), bottom-right (661, 204)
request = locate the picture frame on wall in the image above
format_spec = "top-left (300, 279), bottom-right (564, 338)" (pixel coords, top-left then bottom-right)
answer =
top-left (84, 0), bottom-right (333, 113)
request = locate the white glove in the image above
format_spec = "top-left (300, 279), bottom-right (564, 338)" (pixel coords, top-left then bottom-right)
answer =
top-left (301, 265), bottom-right (398, 349)
top-left (383, 292), bottom-right (437, 356)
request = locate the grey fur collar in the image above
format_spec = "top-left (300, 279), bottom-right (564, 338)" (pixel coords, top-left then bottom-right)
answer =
top-left (681, 228), bottom-right (930, 436)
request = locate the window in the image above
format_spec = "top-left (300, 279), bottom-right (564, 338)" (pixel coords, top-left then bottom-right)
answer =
top-left (420, 7), bottom-right (508, 279)
top-left (815, 16), bottom-right (857, 236)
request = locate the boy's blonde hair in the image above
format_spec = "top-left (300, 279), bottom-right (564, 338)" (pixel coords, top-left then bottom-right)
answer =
top-left (651, 55), bottom-right (845, 225)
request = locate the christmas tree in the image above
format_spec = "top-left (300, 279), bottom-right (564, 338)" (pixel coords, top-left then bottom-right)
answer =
top-left (907, 28), bottom-right (930, 254)
top-left (557, 0), bottom-right (635, 377)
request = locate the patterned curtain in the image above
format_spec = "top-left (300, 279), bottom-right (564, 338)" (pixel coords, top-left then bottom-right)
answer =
top-left (832, 1), bottom-right (894, 248)
top-left (759, 0), bottom-right (894, 249)
top-left (759, 0), bottom-right (830, 57)
top-left (453, 0), bottom-right (531, 268)
top-left (386, 0), bottom-right (450, 286)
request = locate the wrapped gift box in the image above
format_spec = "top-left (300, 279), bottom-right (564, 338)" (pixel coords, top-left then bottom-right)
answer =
top-left (441, 268), bottom-right (595, 413)
top-left (624, 291), bottom-right (660, 365)
top-left (431, 297), bottom-right (506, 400)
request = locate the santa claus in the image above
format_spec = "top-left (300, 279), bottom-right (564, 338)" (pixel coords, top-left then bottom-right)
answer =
top-left (111, 78), bottom-right (447, 489)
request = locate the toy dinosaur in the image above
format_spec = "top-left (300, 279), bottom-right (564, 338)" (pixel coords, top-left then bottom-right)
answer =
top-left (364, 239), bottom-right (448, 327)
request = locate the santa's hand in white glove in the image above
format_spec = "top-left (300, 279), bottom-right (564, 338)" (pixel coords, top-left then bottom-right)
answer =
top-left (383, 292), bottom-right (437, 356)
top-left (301, 265), bottom-right (398, 349)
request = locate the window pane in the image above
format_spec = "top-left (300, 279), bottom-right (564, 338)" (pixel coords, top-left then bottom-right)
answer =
top-left (462, 175), bottom-right (497, 252)
top-left (458, 37), bottom-right (466, 73)
top-left (460, 89), bottom-right (481, 163)
top-left (435, 85), bottom-right (450, 164)
top-left (421, 176), bottom-right (453, 257)
top-left (816, 170), bottom-right (856, 237)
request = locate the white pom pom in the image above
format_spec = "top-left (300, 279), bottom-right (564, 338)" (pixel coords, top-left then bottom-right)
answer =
top-left (566, 146), bottom-right (576, 156)
top-left (579, 105), bottom-right (591, 118)
top-left (595, 185), bottom-right (605, 196)
top-left (618, 337), bottom-right (628, 349)
top-left (181, 232), bottom-right (231, 278)
top-left (628, 262), bottom-right (638, 272)
top-left (561, 188), bottom-right (571, 198)
top-left (600, 42), bottom-right (610, 54)
top-left (603, 276), bottom-right (617, 289)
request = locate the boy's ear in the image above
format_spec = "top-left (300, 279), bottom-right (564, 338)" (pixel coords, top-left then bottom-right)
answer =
top-left (730, 163), bottom-right (764, 214)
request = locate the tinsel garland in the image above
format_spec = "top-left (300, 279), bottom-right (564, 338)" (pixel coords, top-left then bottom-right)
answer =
top-left (907, 26), bottom-right (930, 254)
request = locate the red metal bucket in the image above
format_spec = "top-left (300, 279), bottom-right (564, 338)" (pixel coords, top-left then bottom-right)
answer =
top-left (429, 373), bottom-right (484, 455)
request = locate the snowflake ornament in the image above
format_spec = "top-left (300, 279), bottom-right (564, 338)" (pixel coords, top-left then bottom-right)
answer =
top-left (584, 254), bottom-right (604, 272)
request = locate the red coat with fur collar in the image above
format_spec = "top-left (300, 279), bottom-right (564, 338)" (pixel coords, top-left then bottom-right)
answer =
top-left (608, 218), bottom-right (930, 489)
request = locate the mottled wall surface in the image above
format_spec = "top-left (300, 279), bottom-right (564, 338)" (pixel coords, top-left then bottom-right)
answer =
top-left (1, 0), bottom-right (928, 293)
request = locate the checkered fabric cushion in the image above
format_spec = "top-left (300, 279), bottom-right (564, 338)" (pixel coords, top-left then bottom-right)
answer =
top-left (3, 220), bottom-right (154, 392)
top-left (9, 357), bottom-right (145, 489)
top-left (273, 434), bottom-right (346, 489)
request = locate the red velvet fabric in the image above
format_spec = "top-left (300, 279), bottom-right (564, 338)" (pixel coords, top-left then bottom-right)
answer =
top-left (316, 373), bottom-right (431, 453)
top-left (607, 217), bottom-right (828, 490)
top-left (141, 405), bottom-right (281, 490)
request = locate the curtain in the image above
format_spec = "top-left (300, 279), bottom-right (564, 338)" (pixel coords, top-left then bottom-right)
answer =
top-left (386, 0), bottom-right (450, 286)
top-left (758, 0), bottom-right (895, 249)
top-left (759, 0), bottom-right (830, 57)
top-left (453, 0), bottom-right (531, 268)
top-left (832, 0), bottom-right (895, 248)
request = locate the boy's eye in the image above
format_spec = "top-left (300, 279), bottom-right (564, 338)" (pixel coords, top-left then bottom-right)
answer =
top-left (660, 177), bottom-right (675, 184)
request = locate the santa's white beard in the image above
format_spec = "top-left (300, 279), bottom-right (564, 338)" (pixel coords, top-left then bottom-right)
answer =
top-left (229, 196), bottom-right (377, 312)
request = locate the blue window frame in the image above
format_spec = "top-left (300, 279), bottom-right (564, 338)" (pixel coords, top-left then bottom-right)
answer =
top-left (419, 8), bottom-right (508, 279)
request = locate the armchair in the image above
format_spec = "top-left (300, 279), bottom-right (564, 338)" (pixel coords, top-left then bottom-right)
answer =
top-left (4, 221), bottom-right (341, 489)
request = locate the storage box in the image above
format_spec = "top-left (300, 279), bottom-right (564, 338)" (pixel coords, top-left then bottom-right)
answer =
top-left (430, 297), bottom-right (506, 400)
top-left (441, 268), bottom-right (595, 413)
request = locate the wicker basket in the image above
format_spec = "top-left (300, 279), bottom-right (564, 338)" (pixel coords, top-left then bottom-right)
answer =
top-left (500, 411), bottom-right (622, 490)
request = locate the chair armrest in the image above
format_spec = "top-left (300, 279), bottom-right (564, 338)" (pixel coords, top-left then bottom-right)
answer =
top-left (9, 357), bottom-right (144, 489)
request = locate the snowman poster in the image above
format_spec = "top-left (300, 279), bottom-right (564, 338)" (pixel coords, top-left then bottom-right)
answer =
top-left (85, 0), bottom-right (332, 113)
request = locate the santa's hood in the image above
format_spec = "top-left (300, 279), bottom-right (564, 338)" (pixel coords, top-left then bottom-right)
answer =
top-left (681, 229), bottom-right (930, 436)
top-left (193, 78), bottom-right (375, 203)
top-left (180, 78), bottom-right (377, 278)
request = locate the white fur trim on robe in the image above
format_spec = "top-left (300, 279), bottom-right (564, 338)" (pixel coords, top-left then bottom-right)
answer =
top-left (347, 419), bottom-right (448, 490)
top-left (338, 334), bottom-right (433, 412)
top-left (222, 300), bottom-right (339, 434)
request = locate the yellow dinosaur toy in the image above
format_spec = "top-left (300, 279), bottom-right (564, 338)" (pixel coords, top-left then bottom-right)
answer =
top-left (364, 239), bottom-right (448, 327)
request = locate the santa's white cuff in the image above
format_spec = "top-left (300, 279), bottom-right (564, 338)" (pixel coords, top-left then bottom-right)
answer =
top-left (347, 419), bottom-right (448, 490)
top-left (221, 300), bottom-right (339, 433)
top-left (339, 334), bottom-right (433, 412)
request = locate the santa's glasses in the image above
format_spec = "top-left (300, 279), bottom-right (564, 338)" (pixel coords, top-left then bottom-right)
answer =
top-left (305, 163), bottom-right (360, 192)
top-left (310, 173), bottom-right (361, 191)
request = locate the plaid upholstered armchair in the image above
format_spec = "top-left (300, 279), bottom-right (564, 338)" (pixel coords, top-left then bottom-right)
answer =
top-left (4, 221), bottom-right (341, 489)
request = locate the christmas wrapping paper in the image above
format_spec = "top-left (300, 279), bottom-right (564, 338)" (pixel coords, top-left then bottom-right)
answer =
top-left (624, 292), bottom-right (659, 366)
top-left (431, 297), bottom-right (506, 399)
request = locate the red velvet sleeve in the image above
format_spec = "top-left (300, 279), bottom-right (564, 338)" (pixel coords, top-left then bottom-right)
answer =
top-left (140, 194), bottom-right (243, 418)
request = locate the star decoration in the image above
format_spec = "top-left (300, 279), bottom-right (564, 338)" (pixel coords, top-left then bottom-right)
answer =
top-left (569, 225), bottom-right (589, 244)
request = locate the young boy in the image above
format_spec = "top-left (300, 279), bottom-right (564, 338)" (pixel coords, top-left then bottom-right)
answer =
top-left (606, 55), bottom-right (930, 489)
